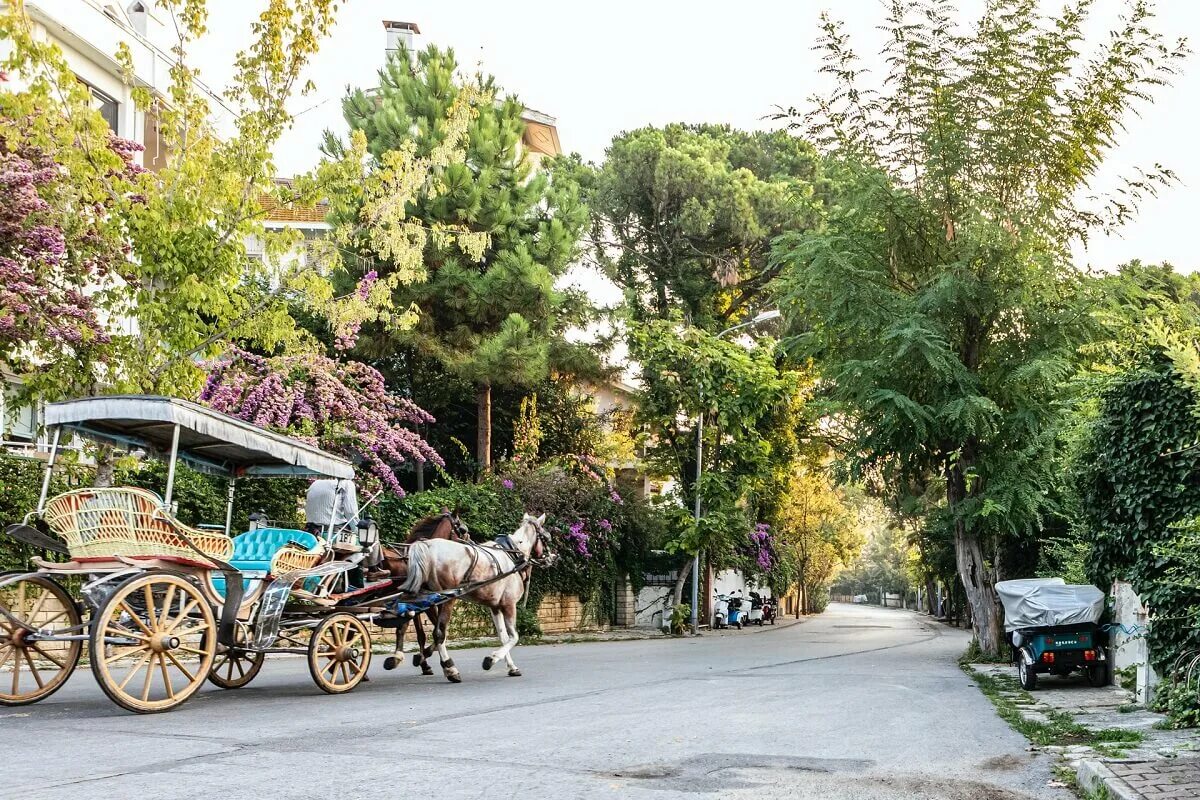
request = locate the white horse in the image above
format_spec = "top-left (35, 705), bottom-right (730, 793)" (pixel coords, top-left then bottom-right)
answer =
top-left (399, 513), bottom-right (552, 682)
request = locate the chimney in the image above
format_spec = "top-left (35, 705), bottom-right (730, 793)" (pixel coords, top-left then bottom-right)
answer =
top-left (383, 21), bottom-right (420, 60)
top-left (126, 1), bottom-right (149, 36)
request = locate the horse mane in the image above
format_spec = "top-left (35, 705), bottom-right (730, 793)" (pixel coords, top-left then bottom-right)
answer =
top-left (407, 514), bottom-right (448, 542)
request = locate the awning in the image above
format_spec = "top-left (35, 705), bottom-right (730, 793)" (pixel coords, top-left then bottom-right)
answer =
top-left (45, 395), bottom-right (355, 479)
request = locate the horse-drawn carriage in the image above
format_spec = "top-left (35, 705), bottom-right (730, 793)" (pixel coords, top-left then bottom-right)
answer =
top-left (0, 396), bottom-right (550, 713)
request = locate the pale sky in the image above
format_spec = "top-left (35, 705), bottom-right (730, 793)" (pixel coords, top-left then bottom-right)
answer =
top-left (195, 0), bottom-right (1200, 274)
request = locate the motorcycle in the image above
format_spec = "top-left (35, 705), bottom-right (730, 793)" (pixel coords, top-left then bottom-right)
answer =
top-left (761, 594), bottom-right (776, 625)
top-left (748, 592), bottom-right (764, 625)
top-left (726, 591), bottom-right (745, 629)
top-left (712, 593), bottom-right (729, 629)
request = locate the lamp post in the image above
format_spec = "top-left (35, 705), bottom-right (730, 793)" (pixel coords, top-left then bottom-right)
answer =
top-left (691, 308), bottom-right (782, 635)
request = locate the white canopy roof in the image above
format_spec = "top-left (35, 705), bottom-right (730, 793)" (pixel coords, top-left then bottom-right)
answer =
top-left (45, 395), bottom-right (355, 479)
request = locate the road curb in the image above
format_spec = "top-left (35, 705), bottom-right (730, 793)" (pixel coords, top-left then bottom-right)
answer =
top-left (1077, 759), bottom-right (1142, 800)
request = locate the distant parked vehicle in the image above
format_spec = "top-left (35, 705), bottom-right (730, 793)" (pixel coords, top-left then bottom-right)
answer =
top-left (712, 593), bottom-right (729, 629)
top-left (760, 595), bottom-right (776, 625)
top-left (853, 594), bottom-right (868, 604)
top-left (726, 591), bottom-right (746, 629)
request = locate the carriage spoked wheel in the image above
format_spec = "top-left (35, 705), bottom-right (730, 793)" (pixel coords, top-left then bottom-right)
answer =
top-left (90, 572), bottom-right (216, 713)
top-left (307, 613), bottom-right (371, 695)
top-left (206, 623), bottom-right (264, 690)
top-left (0, 575), bottom-right (82, 706)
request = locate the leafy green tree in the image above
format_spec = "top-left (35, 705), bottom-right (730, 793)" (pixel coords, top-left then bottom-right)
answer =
top-left (630, 320), bottom-right (798, 604)
top-left (0, 0), bottom-right (342, 405)
top-left (775, 0), bottom-right (1185, 653)
top-left (326, 46), bottom-right (591, 471)
top-left (576, 123), bottom-right (824, 329)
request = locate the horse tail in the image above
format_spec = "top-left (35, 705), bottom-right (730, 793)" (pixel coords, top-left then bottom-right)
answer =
top-left (400, 540), bottom-right (428, 595)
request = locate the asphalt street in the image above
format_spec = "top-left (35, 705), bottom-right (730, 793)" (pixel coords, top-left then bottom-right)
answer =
top-left (2, 602), bottom-right (1073, 800)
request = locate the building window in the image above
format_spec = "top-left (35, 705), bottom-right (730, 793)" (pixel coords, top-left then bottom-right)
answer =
top-left (1, 387), bottom-right (38, 443)
top-left (82, 81), bottom-right (119, 133)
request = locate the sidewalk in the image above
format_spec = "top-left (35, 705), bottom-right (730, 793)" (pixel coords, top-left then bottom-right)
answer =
top-left (445, 613), bottom-right (809, 650)
top-left (967, 663), bottom-right (1200, 799)
top-left (1080, 759), bottom-right (1200, 800)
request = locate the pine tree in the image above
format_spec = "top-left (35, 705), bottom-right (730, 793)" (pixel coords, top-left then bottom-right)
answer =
top-left (326, 46), bottom-right (589, 472)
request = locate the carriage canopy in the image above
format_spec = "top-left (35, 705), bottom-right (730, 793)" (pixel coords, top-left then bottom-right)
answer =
top-left (44, 395), bottom-right (354, 480)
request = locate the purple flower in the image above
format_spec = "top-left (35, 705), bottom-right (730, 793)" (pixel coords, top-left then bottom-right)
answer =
top-left (502, 479), bottom-right (515, 490)
top-left (610, 489), bottom-right (623, 504)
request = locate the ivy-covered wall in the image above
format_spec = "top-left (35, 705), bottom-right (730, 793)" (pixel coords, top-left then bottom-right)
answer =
top-left (1073, 352), bottom-right (1200, 682)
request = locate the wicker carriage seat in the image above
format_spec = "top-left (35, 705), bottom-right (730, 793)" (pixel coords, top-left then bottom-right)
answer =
top-left (42, 486), bottom-right (234, 563)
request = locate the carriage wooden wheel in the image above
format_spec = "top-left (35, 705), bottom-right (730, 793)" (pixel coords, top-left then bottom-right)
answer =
top-left (206, 623), bottom-right (264, 690)
top-left (90, 572), bottom-right (216, 713)
top-left (0, 575), bottom-right (82, 706)
top-left (307, 613), bottom-right (370, 694)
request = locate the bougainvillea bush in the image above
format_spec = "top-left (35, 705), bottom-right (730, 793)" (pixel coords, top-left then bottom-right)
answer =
top-left (373, 457), bottom-right (671, 629)
top-left (200, 347), bottom-right (442, 494)
top-left (0, 130), bottom-right (142, 393)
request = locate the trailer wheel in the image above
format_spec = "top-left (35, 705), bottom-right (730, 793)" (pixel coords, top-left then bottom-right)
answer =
top-left (1087, 663), bottom-right (1108, 688)
top-left (1018, 656), bottom-right (1038, 690)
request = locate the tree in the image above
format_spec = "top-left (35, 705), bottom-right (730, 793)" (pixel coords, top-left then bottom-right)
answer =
top-left (630, 319), bottom-right (798, 605)
top-left (774, 0), bottom-right (1185, 654)
top-left (0, 7), bottom-right (142, 398)
top-left (0, 0), bottom-right (343, 404)
top-left (576, 124), bottom-right (824, 329)
top-left (772, 462), bottom-right (862, 613)
top-left (325, 46), bottom-right (591, 472)
top-left (200, 347), bottom-right (442, 494)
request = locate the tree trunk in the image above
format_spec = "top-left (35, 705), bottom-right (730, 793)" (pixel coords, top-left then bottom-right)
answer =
top-left (671, 557), bottom-right (691, 609)
top-left (949, 500), bottom-right (1004, 653)
top-left (94, 444), bottom-right (116, 488)
top-left (476, 383), bottom-right (492, 473)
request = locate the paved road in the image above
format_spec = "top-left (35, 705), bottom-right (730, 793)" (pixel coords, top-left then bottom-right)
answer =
top-left (3, 603), bottom-right (1070, 800)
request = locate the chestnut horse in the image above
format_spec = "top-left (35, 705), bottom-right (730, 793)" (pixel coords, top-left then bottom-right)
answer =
top-left (375, 511), bottom-right (468, 675)
top-left (399, 513), bottom-right (552, 682)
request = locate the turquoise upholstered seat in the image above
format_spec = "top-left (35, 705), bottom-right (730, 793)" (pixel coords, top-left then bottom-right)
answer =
top-left (211, 527), bottom-right (321, 599)
top-left (231, 527), bottom-right (319, 572)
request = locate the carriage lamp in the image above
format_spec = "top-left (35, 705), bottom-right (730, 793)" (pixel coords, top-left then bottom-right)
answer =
top-left (1041, 652), bottom-right (1055, 664)
top-left (357, 517), bottom-right (379, 548)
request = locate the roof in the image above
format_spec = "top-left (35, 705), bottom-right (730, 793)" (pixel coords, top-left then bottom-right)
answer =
top-left (45, 395), bottom-right (355, 479)
top-left (259, 180), bottom-right (329, 224)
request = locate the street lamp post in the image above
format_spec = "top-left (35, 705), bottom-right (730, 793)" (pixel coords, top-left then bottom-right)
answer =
top-left (690, 308), bottom-right (782, 635)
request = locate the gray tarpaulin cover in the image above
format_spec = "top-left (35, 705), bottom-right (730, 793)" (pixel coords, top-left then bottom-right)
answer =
top-left (995, 578), bottom-right (1105, 632)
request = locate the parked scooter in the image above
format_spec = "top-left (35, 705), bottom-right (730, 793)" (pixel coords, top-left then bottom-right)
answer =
top-left (726, 591), bottom-right (745, 629)
top-left (760, 594), bottom-right (777, 625)
top-left (748, 591), bottom-right (766, 625)
top-left (712, 593), bottom-right (729, 629)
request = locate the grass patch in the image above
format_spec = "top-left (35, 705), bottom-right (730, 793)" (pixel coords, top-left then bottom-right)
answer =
top-left (958, 638), bottom-right (1011, 665)
top-left (966, 667), bottom-right (1145, 748)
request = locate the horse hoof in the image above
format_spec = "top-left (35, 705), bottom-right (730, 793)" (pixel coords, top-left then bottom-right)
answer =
top-left (447, 671), bottom-right (462, 684)
top-left (412, 653), bottom-right (422, 667)
top-left (384, 656), bottom-right (399, 671)
top-left (482, 656), bottom-right (494, 671)
top-left (507, 668), bottom-right (522, 678)
top-left (421, 665), bottom-right (434, 676)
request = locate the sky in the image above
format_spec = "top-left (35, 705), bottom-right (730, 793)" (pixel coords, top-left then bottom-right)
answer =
top-left (194, 0), bottom-right (1200, 275)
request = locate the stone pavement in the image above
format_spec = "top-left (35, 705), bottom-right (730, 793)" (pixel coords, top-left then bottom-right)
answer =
top-left (1080, 758), bottom-right (1200, 800)
top-left (968, 663), bottom-right (1200, 799)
